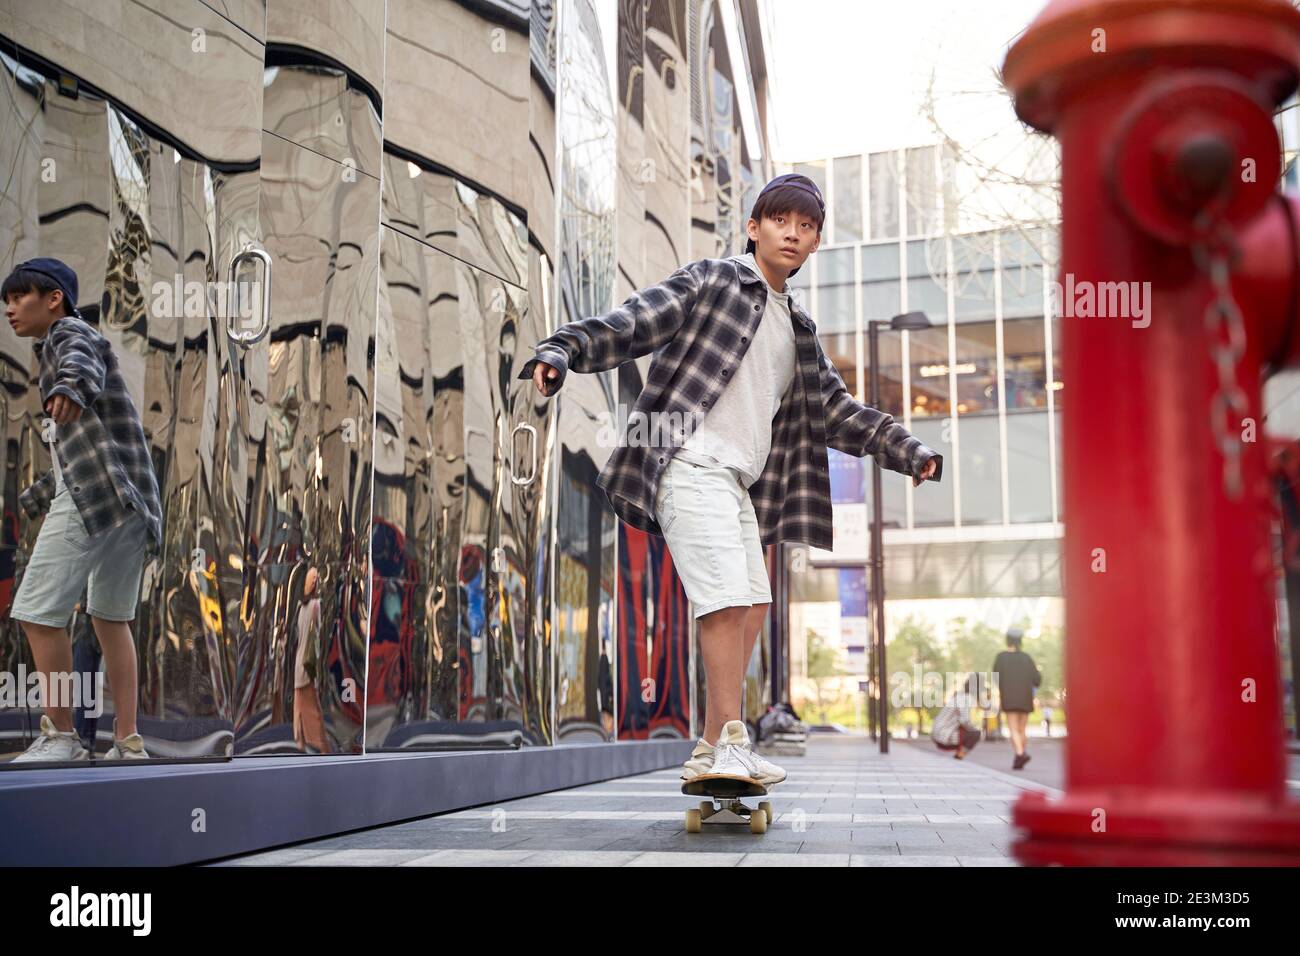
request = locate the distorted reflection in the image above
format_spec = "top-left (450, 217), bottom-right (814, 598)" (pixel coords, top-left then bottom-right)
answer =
top-left (553, 0), bottom-right (617, 741)
top-left (1, 0), bottom-right (766, 767)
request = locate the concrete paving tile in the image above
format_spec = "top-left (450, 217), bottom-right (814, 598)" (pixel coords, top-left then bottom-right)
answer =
top-left (889, 836), bottom-right (948, 848)
top-left (325, 829), bottom-right (533, 850)
top-left (399, 849), bottom-right (540, 866)
top-left (695, 839), bottom-right (794, 854)
top-left (283, 848), bottom-right (440, 866)
top-left (751, 851), bottom-right (851, 864)
top-left (595, 836), bottom-right (698, 852)
top-left (207, 848), bottom-right (338, 866)
top-left (625, 852), bottom-right (746, 866)
top-left (898, 844), bottom-right (976, 856)
top-left (852, 855), bottom-right (961, 867)
top-left (509, 851), bottom-right (645, 866)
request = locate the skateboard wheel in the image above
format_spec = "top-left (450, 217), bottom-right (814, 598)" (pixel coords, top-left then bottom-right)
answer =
top-left (698, 801), bottom-right (713, 817)
top-left (759, 801), bottom-right (773, 825)
top-left (685, 808), bottom-right (702, 833)
top-left (749, 809), bottom-right (767, 834)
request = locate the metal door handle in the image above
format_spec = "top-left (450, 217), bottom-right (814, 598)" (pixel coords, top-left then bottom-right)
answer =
top-left (510, 422), bottom-right (537, 486)
top-left (227, 246), bottom-right (272, 346)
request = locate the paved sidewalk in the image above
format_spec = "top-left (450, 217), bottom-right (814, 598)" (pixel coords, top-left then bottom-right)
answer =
top-left (899, 735), bottom-right (1066, 790)
top-left (210, 734), bottom-right (1055, 867)
top-left (899, 736), bottom-right (1300, 796)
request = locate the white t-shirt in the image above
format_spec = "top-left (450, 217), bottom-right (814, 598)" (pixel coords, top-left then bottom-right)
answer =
top-left (47, 421), bottom-right (66, 491)
top-left (675, 252), bottom-right (798, 487)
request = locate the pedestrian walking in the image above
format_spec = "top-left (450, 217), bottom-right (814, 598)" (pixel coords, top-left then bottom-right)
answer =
top-left (993, 627), bottom-right (1042, 770)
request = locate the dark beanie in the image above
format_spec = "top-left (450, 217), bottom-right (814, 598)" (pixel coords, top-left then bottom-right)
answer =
top-left (13, 257), bottom-right (81, 318)
top-left (743, 173), bottom-right (825, 277)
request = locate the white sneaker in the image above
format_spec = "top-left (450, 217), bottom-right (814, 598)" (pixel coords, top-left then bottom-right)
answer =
top-left (738, 738), bottom-right (787, 787)
top-left (102, 717), bottom-right (150, 760)
top-left (11, 715), bottom-right (89, 764)
top-left (681, 722), bottom-right (751, 781)
top-left (723, 719), bottom-right (786, 786)
top-left (708, 742), bottom-right (763, 782)
top-left (680, 738), bottom-right (716, 781)
top-left (683, 720), bottom-right (788, 787)
top-left (695, 720), bottom-right (765, 783)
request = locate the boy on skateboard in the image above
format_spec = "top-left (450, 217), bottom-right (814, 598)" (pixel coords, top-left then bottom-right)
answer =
top-left (521, 174), bottom-right (943, 786)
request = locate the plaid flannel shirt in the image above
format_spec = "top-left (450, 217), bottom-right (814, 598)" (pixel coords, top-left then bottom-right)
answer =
top-left (18, 316), bottom-right (163, 559)
top-left (517, 257), bottom-right (943, 551)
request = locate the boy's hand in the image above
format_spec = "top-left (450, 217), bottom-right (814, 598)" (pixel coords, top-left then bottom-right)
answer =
top-left (45, 394), bottom-right (83, 425)
top-left (913, 456), bottom-right (937, 487)
top-left (532, 360), bottom-right (561, 396)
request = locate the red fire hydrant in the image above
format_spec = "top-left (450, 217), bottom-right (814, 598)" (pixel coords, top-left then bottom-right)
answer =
top-left (1003, 0), bottom-right (1300, 865)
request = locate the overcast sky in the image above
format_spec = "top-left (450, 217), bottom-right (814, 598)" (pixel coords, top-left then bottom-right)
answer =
top-left (762, 0), bottom-right (1047, 162)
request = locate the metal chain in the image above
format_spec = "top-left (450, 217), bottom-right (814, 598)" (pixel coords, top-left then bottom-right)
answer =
top-left (1191, 214), bottom-right (1249, 500)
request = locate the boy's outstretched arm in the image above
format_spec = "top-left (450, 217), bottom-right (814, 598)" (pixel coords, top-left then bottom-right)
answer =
top-left (814, 336), bottom-right (943, 485)
top-left (517, 261), bottom-right (705, 395)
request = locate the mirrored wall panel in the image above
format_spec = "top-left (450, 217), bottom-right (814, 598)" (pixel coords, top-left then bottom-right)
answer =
top-left (1, 0), bottom-right (777, 765)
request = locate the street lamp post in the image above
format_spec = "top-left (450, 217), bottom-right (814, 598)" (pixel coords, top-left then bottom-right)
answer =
top-left (868, 311), bottom-right (931, 754)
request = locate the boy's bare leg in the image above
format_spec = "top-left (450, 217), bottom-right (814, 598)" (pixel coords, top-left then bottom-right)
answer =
top-left (699, 605), bottom-right (749, 745)
top-left (698, 602), bottom-right (770, 745)
top-left (20, 622), bottom-right (75, 732)
top-left (741, 603), bottom-right (771, 679)
top-left (91, 617), bottom-right (138, 739)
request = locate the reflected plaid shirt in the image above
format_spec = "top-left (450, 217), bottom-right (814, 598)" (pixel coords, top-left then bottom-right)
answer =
top-left (18, 316), bottom-right (163, 559)
top-left (517, 257), bottom-right (943, 551)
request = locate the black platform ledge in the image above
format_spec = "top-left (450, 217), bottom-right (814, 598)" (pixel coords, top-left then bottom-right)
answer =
top-left (0, 739), bottom-right (694, 866)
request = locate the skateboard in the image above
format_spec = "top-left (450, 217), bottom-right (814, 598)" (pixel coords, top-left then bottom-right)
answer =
top-left (681, 775), bottom-right (774, 834)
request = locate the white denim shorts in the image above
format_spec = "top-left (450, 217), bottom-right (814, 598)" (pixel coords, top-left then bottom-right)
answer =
top-left (653, 455), bottom-right (773, 619)
top-left (11, 469), bottom-right (149, 627)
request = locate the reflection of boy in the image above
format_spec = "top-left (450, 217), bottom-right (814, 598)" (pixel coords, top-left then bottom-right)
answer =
top-left (5, 258), bottom-right (163, 763)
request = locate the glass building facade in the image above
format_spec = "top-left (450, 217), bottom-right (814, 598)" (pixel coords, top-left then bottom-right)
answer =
top-left (781, 147), bottom-right (1065, 715)
top-left (785, 147), bottom-right (1063, 556)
